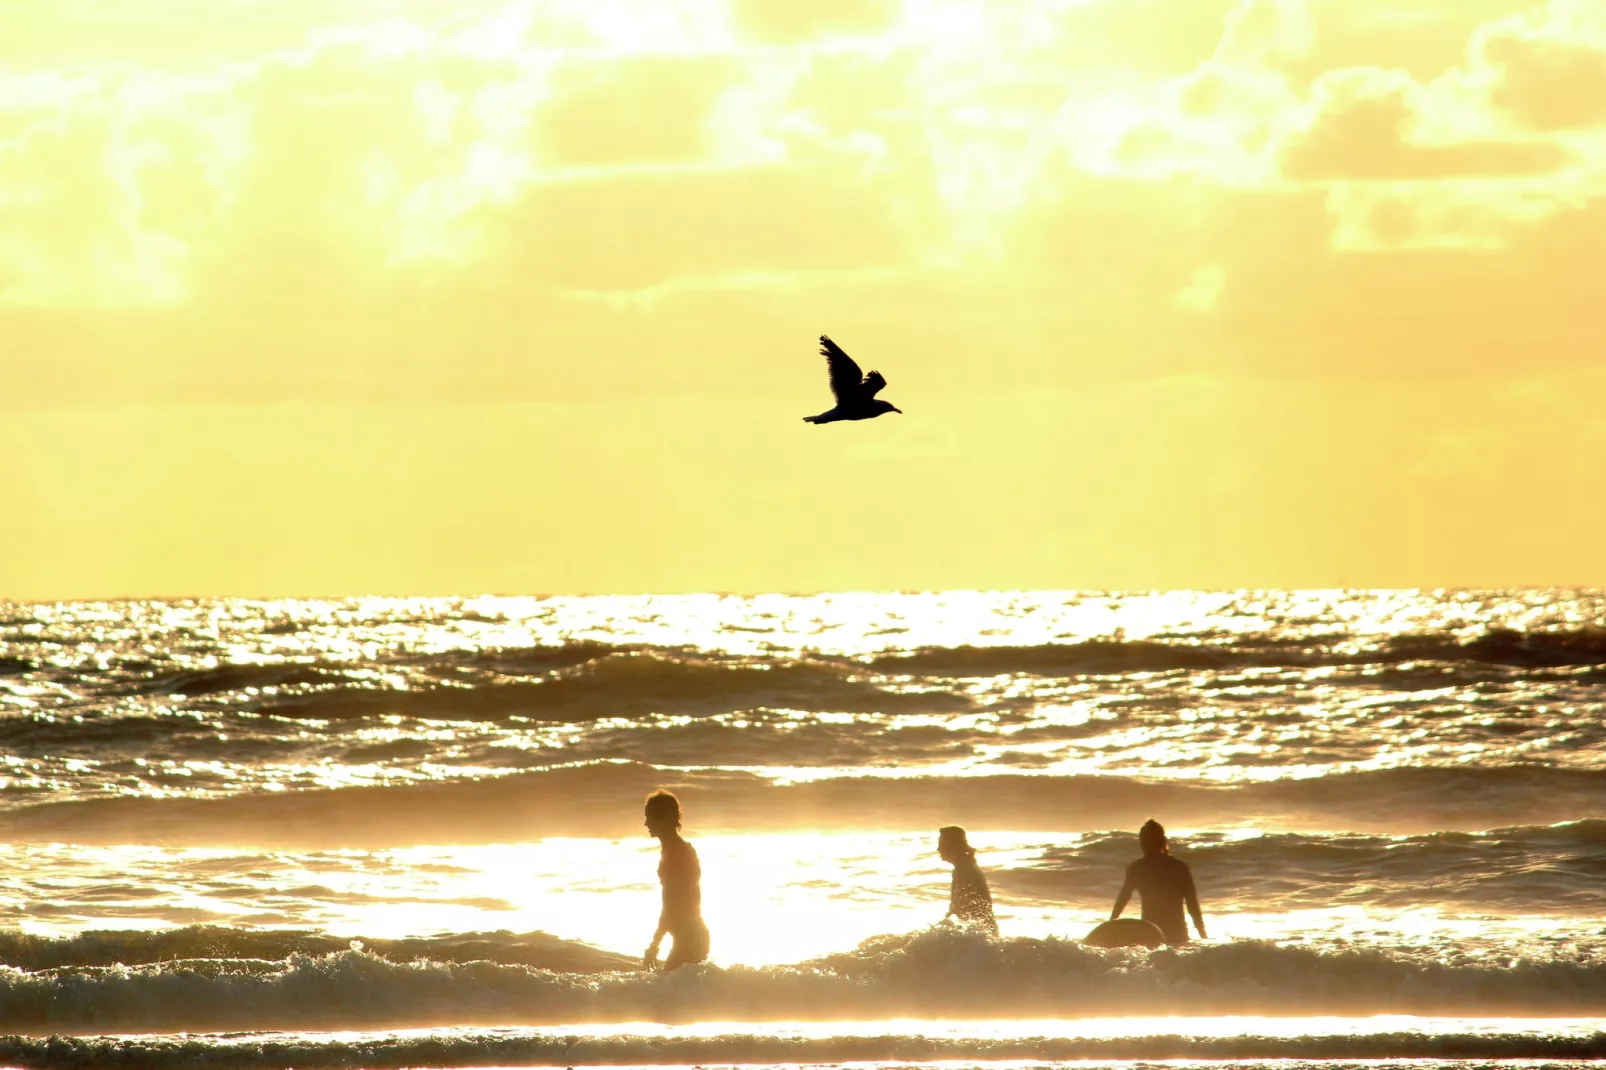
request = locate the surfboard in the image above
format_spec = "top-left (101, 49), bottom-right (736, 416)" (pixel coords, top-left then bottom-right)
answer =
top-left (1083, 918), bottom-right (1166, 948)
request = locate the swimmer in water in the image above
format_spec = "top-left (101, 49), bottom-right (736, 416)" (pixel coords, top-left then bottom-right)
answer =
top-left (1110, 818), bottom-right (1206, 944)
top-left (642, 789), bottom-right (710, 970)
top-left (938, 825), bottom-right (999, 935)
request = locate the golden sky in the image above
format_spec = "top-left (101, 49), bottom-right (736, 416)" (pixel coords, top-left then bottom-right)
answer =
top-left (5, 0), bottom-right (1606, 598)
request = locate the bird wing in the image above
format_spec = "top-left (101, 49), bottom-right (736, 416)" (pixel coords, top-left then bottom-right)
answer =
top-left (819, 335), bottom-right (865, 402)
top-left (862, 370), bottom-right (887, 398)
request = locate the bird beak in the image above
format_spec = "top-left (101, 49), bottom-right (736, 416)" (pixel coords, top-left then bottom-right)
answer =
top-left (891, 406), bottom-right (903, 414)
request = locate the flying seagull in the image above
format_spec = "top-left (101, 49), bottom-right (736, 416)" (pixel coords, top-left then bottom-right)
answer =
top-left (802, 335), bottom-right (902, 424)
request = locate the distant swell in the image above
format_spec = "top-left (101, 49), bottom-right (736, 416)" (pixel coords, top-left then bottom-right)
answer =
top-left (869, 638), bottom-right (1309, 676)
top-left (253, 652), bottom-right (971, 723)
top-left (869, 626), bottom-right (1606, 677)
top-left (0, 928), bottom-right (1603, 1034)
top-left (27, 625), bottom-right (1606, 730)
top-left (2, 764), bottom-right (1604, 845)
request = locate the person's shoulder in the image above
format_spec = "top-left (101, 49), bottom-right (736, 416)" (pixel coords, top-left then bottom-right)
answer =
top-left (1164, 854), bottom-right (1193, 874)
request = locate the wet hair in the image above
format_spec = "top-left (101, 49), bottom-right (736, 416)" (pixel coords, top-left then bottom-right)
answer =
top-left (644, 789), bottom-right (682, 829)
top-left (1139, 818), bottom-right (1168, 855)
top-left (938, 825), bottom-right (974, 857)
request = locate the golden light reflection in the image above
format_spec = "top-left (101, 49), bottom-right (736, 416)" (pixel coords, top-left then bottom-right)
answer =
top-left (12, 589), bottom-right (1597, 809)
top-left (3, 829), bottom-right (1593, 975)
top-left (508, 1015), bottom-right (1606, 1039)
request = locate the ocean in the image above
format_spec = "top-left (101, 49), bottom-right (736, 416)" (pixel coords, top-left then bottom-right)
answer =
top-left (1, 589), bottom-right (1603, 1068)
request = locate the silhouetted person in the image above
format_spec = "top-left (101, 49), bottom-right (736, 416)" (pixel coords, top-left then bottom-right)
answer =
top-left (938, 825), bottom-right (998, 935)
top-left (642, 790), bottom-right (709, 970)
top-left (1110, 819), bottom-right (1205, 944)
top-left (803, 335), bottom-right (902, 423)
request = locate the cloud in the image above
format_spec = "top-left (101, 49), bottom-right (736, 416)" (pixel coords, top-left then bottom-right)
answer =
top-left (1280, 69), bottom-right (1572, 181)
top-left (500, 165), bottom-right (917, 291)
top-left (1174, 264), bottom-right (1226, 313)
top-left (730, 0), bottom-right (900, 44)
top-left (1478, 11), bottom-right (1606, 131)
top-left (9, 0), bottom-right (1606, 598)
top-left (1049, 0), bottom-right (1238, 79)
top-left (1214, 0), bottom-right (1317, 69)
top-left (537, 55), bottom-right (746, 167)
top-left (1319, 181), bottom-right (1580, 251)
top-left (500, 0), bottom-right (735, 54)
top-left (5, 0), bottom-right (1606, 413)
top-left (0, 71), bottom-right (243, 308)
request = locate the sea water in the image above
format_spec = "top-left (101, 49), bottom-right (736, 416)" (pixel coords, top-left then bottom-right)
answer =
top-left (1, 589), bottom-right (1603, 1066)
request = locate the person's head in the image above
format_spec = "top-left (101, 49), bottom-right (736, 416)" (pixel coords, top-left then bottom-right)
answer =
top-left (644, 790), bottom-right (682, 838)
top-left (938, 825), bottom-right (974, 864)
top-left (1139, 818), bottom-right (1168, 857)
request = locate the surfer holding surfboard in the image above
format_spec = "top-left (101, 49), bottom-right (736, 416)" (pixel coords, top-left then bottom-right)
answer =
top-left (1095, 818), bottom-right (1206, 947)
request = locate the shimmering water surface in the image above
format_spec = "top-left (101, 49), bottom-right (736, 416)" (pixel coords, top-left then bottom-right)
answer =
top-left (2, 590), bottom-right (1604, 1063)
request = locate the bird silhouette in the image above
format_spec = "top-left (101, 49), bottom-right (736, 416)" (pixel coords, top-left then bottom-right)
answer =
top-left (802, 335), bottom-right (902, 424)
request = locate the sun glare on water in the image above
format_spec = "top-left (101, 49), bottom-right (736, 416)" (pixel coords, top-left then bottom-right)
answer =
top-left (10, 828), bottom-right (1583, 974)
top-left (374, 834), bottom-right (955, 964)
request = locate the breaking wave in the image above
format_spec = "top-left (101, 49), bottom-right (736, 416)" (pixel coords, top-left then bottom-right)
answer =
top-left (997, 820), bottom-right (1606, 913)
top-left (4, 1030), bottom-right (1606, 1069)
top-left (1, 927), bottom-right (1603, 1035)
top-left (0, 926), bottom-right (634, 974)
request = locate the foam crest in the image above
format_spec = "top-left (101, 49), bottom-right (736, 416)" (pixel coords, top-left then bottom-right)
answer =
top-left (2, 927), bottom-right (1604, 1033)
top-left (1001, 820), bottom-right (1606, 912)
top-left (3, 1029), bottom-right (1605, 1069)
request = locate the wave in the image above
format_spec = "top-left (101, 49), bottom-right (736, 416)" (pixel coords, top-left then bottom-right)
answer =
top-left (868, 626), bottom-right (1606, 678)
top-left (231, 626), bottom-right (1606, 724)
top-left (1387, 626), bottom-right (1606, 669)
top-left (21, 623), bottom-right (1606, 715)
top-left (0, 927), bottom-right (1603, 1034)
top-left (3, 1030), bottom-right (1605, 1069)
top-left (138, 663), bottom-right (342, 698)
top-left (0, 926), bottom-right (634, 973)
top-left (2, 765), bottom-right (1603, 846)
top-left (996, 820), bottom-right (1606, 913)
top-left (250, 652), bottom-right (973, 724)
top-left (400, 640), bottom-right (630, 678)
top-left (82, 643), bottom-right (633, 704)
top-left (868, 638), bottom-right (1321, 676)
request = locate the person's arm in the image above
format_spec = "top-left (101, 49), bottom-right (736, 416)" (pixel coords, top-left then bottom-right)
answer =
top-left (1184, 867), bottom-right (1206, 940)
top-left (644, 853), bottom-right (673, 967)
top-left (644, 901), bottom-right (669, 966)
top-left (644, 905), bottom-right (669, 966)
top-left (1110, 873), bottom-right (1134, 921)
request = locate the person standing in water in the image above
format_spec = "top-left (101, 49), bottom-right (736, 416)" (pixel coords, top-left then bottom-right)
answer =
top-left (938, 825), bottom-right (999, 935)
top-left (642, 789), bottom-right (710, 970)
top-left (1110, 818), bottom-right (1206, 944)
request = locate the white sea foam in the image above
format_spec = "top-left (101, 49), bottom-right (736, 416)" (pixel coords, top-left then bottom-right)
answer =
top-left (2, 927), bottom-right (1604, 1034)
top-left (2, 1019), bottom-right (1605, 1069)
